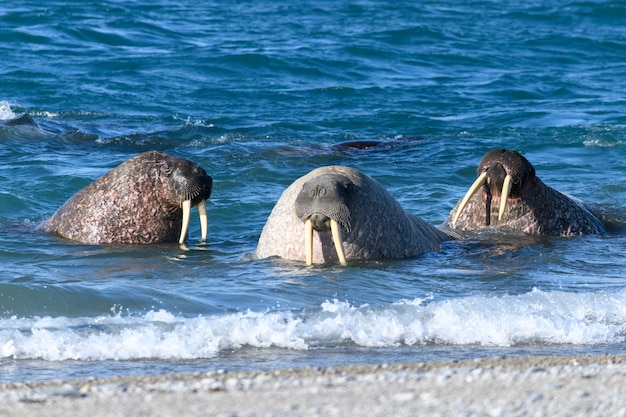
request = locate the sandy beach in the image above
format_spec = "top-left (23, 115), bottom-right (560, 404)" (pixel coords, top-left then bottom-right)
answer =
top-left (2, 354), bottom-right (626, 416)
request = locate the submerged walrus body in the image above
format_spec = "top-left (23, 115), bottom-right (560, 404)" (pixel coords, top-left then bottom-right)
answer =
top-left (256, 165), bottom-right (453, 265)
top-left (3, 113), bottom-right (39, 128)
top-left (41, 151), bottom-right (213, 244)
top-left (445, 149), bottom-right (605, 236)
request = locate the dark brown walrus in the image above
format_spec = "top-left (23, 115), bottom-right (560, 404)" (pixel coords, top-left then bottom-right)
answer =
top-left (256, 165), bottom-right (454, 265)
top-left (40, 151), bottom-right (213, 244)
top-left (444, 149), bottom-right (605, 236)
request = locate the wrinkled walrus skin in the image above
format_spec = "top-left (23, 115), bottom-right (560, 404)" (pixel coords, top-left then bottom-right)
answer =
top-left (41, 151), bottom-right (213, 244)
top-left (256, 165), bottom-right (453, 264)
top-left (444, 149), bottom-right (605, 237)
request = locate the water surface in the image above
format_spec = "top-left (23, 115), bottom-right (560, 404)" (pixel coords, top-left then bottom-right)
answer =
top-left (1, 0), bottom-right (626, 382)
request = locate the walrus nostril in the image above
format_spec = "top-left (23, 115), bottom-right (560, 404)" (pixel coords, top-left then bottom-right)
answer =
top-left (313, 185), bottom-right (326, 197)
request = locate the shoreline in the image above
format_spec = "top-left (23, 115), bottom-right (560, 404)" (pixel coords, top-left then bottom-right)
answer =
top-left (3, 354), bottom-right (626, 416)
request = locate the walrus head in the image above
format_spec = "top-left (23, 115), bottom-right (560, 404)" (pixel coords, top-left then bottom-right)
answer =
top-left (161, 154), bottom-right (213, 244)
top-left (294, 173), bottom-right (355, 265)
top-left (452, 149), bottom-right (536, 227)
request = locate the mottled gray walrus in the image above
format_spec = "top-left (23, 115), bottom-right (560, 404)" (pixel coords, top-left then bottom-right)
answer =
top-left (40, 151), bottom-right (213, 244)
top-left (444, 149), bottom-right (605, 236)
top-left (256, 165), bottom-right (453, 265)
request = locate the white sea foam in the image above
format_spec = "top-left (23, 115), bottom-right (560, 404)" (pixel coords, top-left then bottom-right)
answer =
top-left (2, 288), bottom-right (625, 361)
top-left (0, 101), bottom-right (16, 120)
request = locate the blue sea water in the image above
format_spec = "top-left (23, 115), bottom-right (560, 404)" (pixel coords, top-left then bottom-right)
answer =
top-left (1, 0), bottom-right (626, 382)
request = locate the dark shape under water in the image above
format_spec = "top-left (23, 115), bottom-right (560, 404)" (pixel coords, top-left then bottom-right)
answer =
top-left (4, 113), bottom-right (39, 128)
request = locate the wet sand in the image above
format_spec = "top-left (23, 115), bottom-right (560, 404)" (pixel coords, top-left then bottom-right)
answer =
top-left (2, 354), bottom-right (626, 416)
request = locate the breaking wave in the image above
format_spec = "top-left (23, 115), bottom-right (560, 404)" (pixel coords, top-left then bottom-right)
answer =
top-left (3, 288), bottom-right (625, 361)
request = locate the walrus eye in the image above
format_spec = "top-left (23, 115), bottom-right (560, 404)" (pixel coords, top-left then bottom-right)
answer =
top-left (344, 181), bottom-right (357, 196)
top-left (161, 160), bottom-right (174, 177)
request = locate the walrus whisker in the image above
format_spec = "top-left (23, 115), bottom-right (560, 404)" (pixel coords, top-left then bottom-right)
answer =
top-left (179, 199), bottom-right (192, 244)
top-left (330, 219), bottom-right (347, 265)
top-left (452, 172), bottom-right (487, 226)
top-left (305, 219), bottom-right (313, 266)
top-left (498, 174), bottom-right (512, 221)
top-left (184, 185), bottom-right (203, 202)
top-left (198, 199), bottom-right (208, 242)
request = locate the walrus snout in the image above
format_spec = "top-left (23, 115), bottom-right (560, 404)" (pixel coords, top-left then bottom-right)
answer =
top-left (166, 158), bottom-right (213, 245)
top-left (294, 174), bottom-right (355, 266)
top-left (294, 174), bottom-right (353, 230)
top-left (452, 149), bottom-right (537, 226)
top-left (479, 149), bottom-right (535, 194)
top-left (485, 163), bottom-right (507, 196)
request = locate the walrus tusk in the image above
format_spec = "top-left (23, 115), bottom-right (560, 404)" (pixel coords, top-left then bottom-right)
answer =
top-left (179, 199), bottom-right (192, 244)
top-left (305, 219), bottom-right (313, 265)
top-left (498, 174), bottom-right (512, 221)
top-left (330, 219), bottom-right (347, 265)
top-left (452, 172), bottom-right (487, 226)
top-left (198, 199), bottom-right (208, 241)
top-left (304, 218), bottom-right (347, 266)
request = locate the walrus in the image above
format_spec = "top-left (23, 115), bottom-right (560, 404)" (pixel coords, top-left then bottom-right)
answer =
top-left (256, 165), bottom-right (453, 265)
top-left (444, 149), bottom-right (605, 236)
top-left (329, 136), bottom-right (425, 153)
top-left (40, 151), bottom-right (213, 245)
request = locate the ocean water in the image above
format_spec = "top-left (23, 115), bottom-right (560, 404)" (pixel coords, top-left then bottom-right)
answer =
top-left (1, 0), bottom-right (626, 382)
